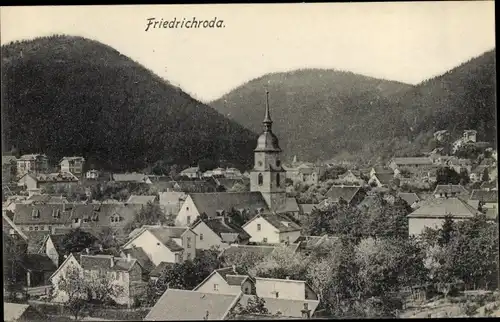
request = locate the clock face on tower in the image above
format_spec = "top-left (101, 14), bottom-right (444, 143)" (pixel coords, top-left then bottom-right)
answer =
top-left (258, 161), bottom-right (263, 167)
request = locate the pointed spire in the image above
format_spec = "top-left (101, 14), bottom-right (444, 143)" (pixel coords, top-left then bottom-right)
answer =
top-left (263, 90), bottom-right (273, 132)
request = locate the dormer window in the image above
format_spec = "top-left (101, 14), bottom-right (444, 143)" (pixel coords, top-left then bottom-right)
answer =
top-left (73, 218), bottom-right (80, 224)
top-left (52, 209), bottom-right (61, 218)
top-left (111, 214), bottom-right (121, 223)
top-left (32, 209), bottom-right (40, 219)
top-left (92, 214), bottom-right (99, 222)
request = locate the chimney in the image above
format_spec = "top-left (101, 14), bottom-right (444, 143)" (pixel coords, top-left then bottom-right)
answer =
top-left (85, 248), bottom-right (89, 254)
top-left (127, 253), bottom-right (131, 262)
top-left (232, 264), bottom-right (237, 274)
top-left (110, 257), bottom-right (115, 267)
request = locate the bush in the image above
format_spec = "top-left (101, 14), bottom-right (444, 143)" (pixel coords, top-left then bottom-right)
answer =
top-left (463, 302), bottom-right (479, 316)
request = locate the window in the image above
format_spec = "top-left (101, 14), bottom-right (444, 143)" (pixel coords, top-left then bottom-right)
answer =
top-left (276, 173), bottom-right (281, 187)
top-left (74, 218), bottom-right (79, 224)
top-left (200, 233), bottom-right (204, 241)
top-left (213, 284), bottom-right (219, 291)
top-left (187, 252), bottom-right (192, 260)
top-left (175, 253), bottom-right (181, 262)
top-left (187, 216), bottom-right (191, 224)
top-left (258, 173), bottom-right (263, 185)
top-left (258, 161), bottom-right (263, 167)
top-left (32, 209), bottom-right (40, 219)
top-left (257, 224), bottom-right (261, 231)
top-left (263, 238), bottom-right (268, 243)
top-left (48, 226), bottom-right (52, 232)
top-left (245, 287), bottom-right (250, 294)
top-left (186, 207), bottom-right (189, 211)
top-left (186, 237), bottom-right (192, 248)
top-left (304, 303), bottom-right (309, 310)
top-left (29, 226), bottom-right (33, 231)
top-left (276, 160), bottom-right (281, 167)
top-left (34, 226), bottom-right (39, 231)
top-left (275, 291), bottom-right (279, 298)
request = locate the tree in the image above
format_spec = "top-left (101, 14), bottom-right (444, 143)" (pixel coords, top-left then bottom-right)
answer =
top-left (436, 167), bottom-right (461, 185)
top-left (124, 202), bottom-right (174, 234)
top-left (61, 229), bottom-right (97, 255)
top-left (438, 214), bottom-right (455, 246)
top-left (249, 244), bottom-right (310, 281)
top-left (482, 168), bottom-right (490, 182)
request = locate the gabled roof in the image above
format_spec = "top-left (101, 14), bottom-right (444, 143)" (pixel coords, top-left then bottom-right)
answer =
top-left (25, 230), bottom-right (52, 254)
top-left (27, 194), bottom-right (68, 203)
top-left (215, 178), bottom-right (249, 190)
top-left (238, 295), bottom-right (320, 318)
top-left (408, 197), bottom-right (482, 219)
top-left (144, 289), bottom-right (241, 321)
top-left (325, 186), bottom-right (362, 203)
top-left (2, 212), bottom-right (28, 241)
top-left (18, 254), bottom-right (57, 272)
top-left (41, 234), bottom-right (68, 255)
top-left (174, 180), bottom-right (217, 193)
top-left (433, 185), bottom-right (469, 196)
top-left (180, 167), bottom-right (200, 174)
top-left (126, 195), bottom-right (157, 204)
top-left (124, 226), bottom-right (190, 252)
top-left (398, 192), bottom-right (420, 205)
top-left (18, 154), bottom-right (47, 161)
top-left (189, 192), bottom-right (269, 218)
top-left (121, 247), bottom-right (155, 273)
top-left (298, 204), bottom-right (318, 215)
top-left (244, 213), bottom-right (301, 233)
top-left (481, 181), bottom-right (497, 190)
top-left (112, 172), bottom-right (150, 183)
top-left (60, 156), bottom-right (85, 163)
top-left (469, 190), bottom-right (498, 203)
top-left (80, 254), bottom-right (137, 272)
top-left (391, 157), bottom-right (433, 166)
top-left (276, 198), bottom-right (301, 213)
top-left (3, 303), bottom-right (43, 321)
top-left (373, 173), bottom-right (394, 185)
top-left (196, 218), bottom-right (251, 243)
top-left (2, 155), bottom-right (17, 165)
top-left (193, 266), bottom-right (250, 291)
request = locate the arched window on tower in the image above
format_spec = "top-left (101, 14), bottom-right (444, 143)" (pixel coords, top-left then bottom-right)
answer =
top-left (258, 173), bottom-right (263, 186)
top-left (276, 173), bottom-right (281, 187)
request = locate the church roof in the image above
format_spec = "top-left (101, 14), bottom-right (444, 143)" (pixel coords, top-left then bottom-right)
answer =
top-left (255, 91), bottom-right (282, 153)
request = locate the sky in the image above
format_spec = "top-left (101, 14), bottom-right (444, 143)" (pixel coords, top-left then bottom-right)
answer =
top-left (0, 2), bottom-right (495, 102)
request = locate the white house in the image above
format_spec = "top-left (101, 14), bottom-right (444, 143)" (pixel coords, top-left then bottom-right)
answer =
top-left (122, 226), bottom-right (197, 266)
top-left (254, 277), bottom-right (318, 301)
top-left (242, 213), bottom-right (301, 244)
top-left (59, 157), bottom-right (85, 176)
top-left (85, 169), bottom-right (100, 180)
top-left (175, 192), bottom-right (269, 227)
top-left (193, 266), bottom-right (254, 295)
top-left (191, 217), bottom-right (251, 250)
top-left (179, 167), bottom-right (201, 179)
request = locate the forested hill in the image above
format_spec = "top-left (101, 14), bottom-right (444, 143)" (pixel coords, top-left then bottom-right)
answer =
top-left (211, 50), bottom-right (496, 163)
top-left (1, 35), bottom-right (257, 171)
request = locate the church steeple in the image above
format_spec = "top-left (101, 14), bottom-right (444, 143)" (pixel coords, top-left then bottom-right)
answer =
top-left (263, 90), bottom-right (273, 132)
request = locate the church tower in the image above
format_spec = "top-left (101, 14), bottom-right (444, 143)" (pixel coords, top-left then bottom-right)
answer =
top-left (250, 91), bottom-right (287, 212)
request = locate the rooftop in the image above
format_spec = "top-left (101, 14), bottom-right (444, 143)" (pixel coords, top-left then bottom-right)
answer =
top-left (80, 254), bottom-right (137, 272)
top-left (469, 189), bottom-right (498, 203)
top-left (238, 295), bottom-right (320, 318)
top-left (189, 192), bottom-right (269, 219)
top-left (325, 186), bottom-right (362, 203)
top-left (408, 197), bottom-right (483, 219)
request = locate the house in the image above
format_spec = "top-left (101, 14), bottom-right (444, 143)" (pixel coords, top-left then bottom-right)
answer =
top-left (153, 180), bottom-right (217, 193)
top-left (179, 166), bottom-right (202, 179)
top-left (122, 225), bottom-right (197, 266)
top-left (388, 157), bottom-right (434, 172)
top-left (368, 173), bottom-right (395, 188)
top-left (369, 166), bottom-right (394, 178)
top-left (12, 202), bottom-right (140, 237)
top-left (295, 235), bottom-right (339, 256)
top-left (59, 156), bottom-right (85, 176)
top-left (332, 170), bottom-right (366, 186)
top-left (298, 204), bottom-right (318, 216)
top-left (283, 163), bottom-right (322, 185)
top-left (3, 302), bottom-right (48, 322)
top-left (254, 277), bottom-right (318, 301)
top-left (158, 191), bottom-right (187, 217)
top-left (38, 234), bottom-right (75, 267)
top-left (237, 295), bottom-right (320, 318)
top-left (433, 185), bottom-right (469, 199)
top-left (323, 185), bottom-right (366, 206)
top-left (16, 253), bottom-right (57, 287)
top-left (120, 247), bottom-right (156, 281)
top-left (17, 172), bottom-right (79, 191)
top-left (407, 197), bottom-right (485, 236)
top-left (191, 217), bottom-right (251, 250)
top-left (193, 266), bottom-right (255, 295)
top-left (224, 167), bottom-right (244, 179)
top-left (16, 154), bottom-right (49, 176)
top-left (25, 194), bottom-right (68, 204)
top-left (480, 181), bottom-right (497, 191)
top-left (85, 169), bottom-right (100, 180)
top-left (126, 195), bottom-right (158, 205)
top-left (398, 192), bottom-right (421, 208)
top-left (469, 190), bottom-right (498, 210)
top-left (2, 155), bottom-right (18, 183)
top-left (112, 172), bottom-right (152, 184)
top-left (144, 289), bottom-right (242, 321)
top-left (50, 253), bottom-right (144, 307)
top-left (175, 192), bottom-right (269, 226)
top-left (242, 213), bottom-right (301, 244)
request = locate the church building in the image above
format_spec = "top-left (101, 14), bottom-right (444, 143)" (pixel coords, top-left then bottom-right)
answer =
top-left (174, 92), bottom-right (300, 227)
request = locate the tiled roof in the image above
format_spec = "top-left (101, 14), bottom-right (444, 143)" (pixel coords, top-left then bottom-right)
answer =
top-left (374, 173), bottom-right (394, 185)
top-left (433, 185), bottom-right (469, 196)
top-left (259, 213), bottom-right (301, 233)
top-left (201, 218), bottom-right (251, 242)
top-left (391, 157), bottom-right (433, 165)
top-left (215, 178), bottom-right (249, 190)
top-left (226, 275), bottom-right (249, 286)
top-left (219, 245), bottom-right (276, 260)
top-left (481, 181), bottom-right (498, 190)
top-left (2, 155), bottom-right (17, 165)
top-left (142, 226), bottom-right (188, 252)
top-left (3, 303), bottom-right (31, 321)
top-left (18, 254), bottom-right (57, 272)
top-left (325, 185), bottom-right (361, 203)
top-left (189, 192), bottom-right (269, 218)
top-left (18, 154), bottom-right (47, 161)
top-left (25, 230), bottom-right (51, 254)
top-left (32, 172), bottom-right (79, 183)
top-left (80, 254), bottom-right (136, 272)
top-left (144, 289), bottom-right (240, 320)
top-left (469, 190), bottom-right (498, 203)
top-left (398, 192), bottom-right (420, 205)
top-left (408, 197), bottom-right (482, 219)
top-left (112, 173), bottom-right (150, 183)
top-left (122, 246), bottom-right (155, 273)
top-left (175, 180), bottom-right (217, 193)
top-left (371, 166), bottom-right (393, 174)
top-left (126, 195), bottom-right (157, 204)
top-left (180, 167), bottom-right (200, 174)
top-left (149, 261), bottom-right (175, 277)
top-left (238, 295), bottom-right (320, 318)
top-left (27, 194), bottom-right (68, 203)
top-left (276, 198), bottom-right (300, 213)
